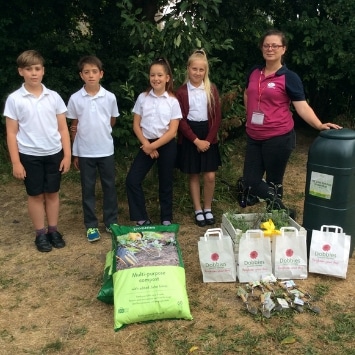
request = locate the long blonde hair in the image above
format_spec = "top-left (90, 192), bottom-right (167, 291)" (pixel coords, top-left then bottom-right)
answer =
top-left (185, 49), bottom-right (214, 112)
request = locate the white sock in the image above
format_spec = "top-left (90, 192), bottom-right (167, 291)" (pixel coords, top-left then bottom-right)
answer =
top-left (204, 209), bottom-right (213, 219)
top-left (195, 210), bottom-right (204, 221)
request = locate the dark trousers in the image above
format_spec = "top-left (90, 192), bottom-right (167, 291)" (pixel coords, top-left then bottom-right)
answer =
top-left (243, 130), bottom-right (296, 199)
top-left (126, 139), bottom-right (177, 222)
top-left (79, 155), bottom-right (118, 229)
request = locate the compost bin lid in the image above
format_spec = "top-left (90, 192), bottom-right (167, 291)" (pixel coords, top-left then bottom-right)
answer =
top-left (319, 128), bottom-right (355, 140)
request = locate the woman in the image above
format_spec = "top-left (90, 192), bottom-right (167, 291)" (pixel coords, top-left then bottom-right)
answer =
top-left (243, 29), bottom-right (341, 215)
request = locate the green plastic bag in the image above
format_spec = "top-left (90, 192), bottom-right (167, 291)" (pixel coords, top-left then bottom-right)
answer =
top-left (97, 250), bottom-right (115, 304)
top-left (111, 224), bottom-right (193, 330)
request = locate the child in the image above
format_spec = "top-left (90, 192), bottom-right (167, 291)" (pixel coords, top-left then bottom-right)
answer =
top-left (125, 57), bottom-right (182, 226)
top-left (4, 50), bottom-right (71, 252)
top-left (176, 49), bottom-right (222, 227)
top-left (67, 55), bottom-right (119, 242)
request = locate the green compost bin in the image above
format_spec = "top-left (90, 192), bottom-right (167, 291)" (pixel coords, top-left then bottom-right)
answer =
top-left (303, 128), bottom-right (355, 257)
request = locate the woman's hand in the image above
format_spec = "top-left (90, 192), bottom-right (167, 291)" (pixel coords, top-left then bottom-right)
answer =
top-left (319, 122), bottom-right (342, 130)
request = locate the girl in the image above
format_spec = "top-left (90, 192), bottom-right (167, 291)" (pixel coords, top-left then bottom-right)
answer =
top-left (176, 49), bottom-right (222, 227)
top-left (126, 58), bottom-right (182, 226)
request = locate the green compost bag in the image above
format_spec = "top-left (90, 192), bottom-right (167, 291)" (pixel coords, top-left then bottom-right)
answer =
top-left (111, 224), bottom-right (193, 331)
top-left (97, 249), bottom-right (115, 304)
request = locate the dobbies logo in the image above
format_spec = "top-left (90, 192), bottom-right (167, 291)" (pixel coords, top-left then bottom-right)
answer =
top-left (211, 253), bottom-right (219, 261)
top-left (205, 252), bottom-right (226, 268)
top-left (315, 243), bottom-right (336, 258)
top-left (267, 82), bottom-right (276, 89)
top-left (250, 250), bottom-right (258, 259)
top-left (244, 250), bottom-right (264, 266)
top-left (323, 244), bottom-right (331, 252)
top-left (285, 249), bottom-right (294, 257)
top-left (117, 307), bottom-right (129, 314)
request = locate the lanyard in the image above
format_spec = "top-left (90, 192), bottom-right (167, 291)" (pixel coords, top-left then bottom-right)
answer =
top-left (258, 70), bottom-right (274, 110)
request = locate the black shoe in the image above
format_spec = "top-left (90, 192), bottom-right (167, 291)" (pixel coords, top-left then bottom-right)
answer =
top-left (288, 208), bottom-right (296, 220)
top-left (195, 212), bottom-right (206, 227)
top-left (136, 219), bottom-right (152, 226)
top-left (47, 231), bottom-right (66, 248)
top-left (204, 211), bottom-right (215, 225)
top-left (236, 177), bottom-right (247, 208)
top-left (35, 234), bottom-right (52, 252)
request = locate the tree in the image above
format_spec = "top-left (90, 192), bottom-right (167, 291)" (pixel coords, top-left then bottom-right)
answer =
top-left (1, 0), bottom-right (354, 158)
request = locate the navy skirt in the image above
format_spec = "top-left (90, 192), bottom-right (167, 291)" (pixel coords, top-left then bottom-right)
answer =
top-left (177, 120), bottom-right (221, 174)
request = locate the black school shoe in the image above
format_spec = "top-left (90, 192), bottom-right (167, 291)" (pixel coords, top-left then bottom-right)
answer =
top-left (204, 211), bottom-right (215, 225)
top-left (35, 234), bottom-right (52, 252)
top-left (47, 231), bottom-right (66, 248)
top-left (195, 212), bottom-right (206, 227)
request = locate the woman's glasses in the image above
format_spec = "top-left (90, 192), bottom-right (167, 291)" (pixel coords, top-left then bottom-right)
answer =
top-left (262, 44), bottom-right (284, 50)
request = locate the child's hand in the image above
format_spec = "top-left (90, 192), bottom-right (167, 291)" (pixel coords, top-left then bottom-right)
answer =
top-left (59, 156), bottom-right (71, 174)
top-left (149, 150), bottom-right (159, 159)
top-left (195, 139), bottom-right (210, 153)
top-left (12, 162), bottom-right (26, 180)
top-left (72, 156), bottom-right (80, 170)
top-left (141, 142), bottom-right (155, 155)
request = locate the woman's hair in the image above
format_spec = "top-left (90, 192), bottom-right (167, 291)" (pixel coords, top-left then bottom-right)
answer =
top-left (78, 55), bottom-right (103, 72)
top-left (258, 29), bottom-right (288, 48)
top-left (147, 57), bottom-right (174, 94)
top-left (185, 49), bottom-right (214, 111)
top-left (17, 50), bottom-right (45, 68)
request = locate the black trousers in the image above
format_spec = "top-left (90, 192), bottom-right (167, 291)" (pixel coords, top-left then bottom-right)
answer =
top-left (243, 129), bottom-right (296, 199)
top-left (79, 155), bottom-right (118, 229)
top-left (126, 139), bottom-right (177, 222)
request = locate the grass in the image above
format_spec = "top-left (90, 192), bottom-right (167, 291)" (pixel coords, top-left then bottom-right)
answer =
top-left (0, 127), bottom-right (354, 354)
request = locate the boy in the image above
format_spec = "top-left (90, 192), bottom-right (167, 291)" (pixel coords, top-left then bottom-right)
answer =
top-left (67, 55), bottom-right (119, 242)
top-left (4, 50), bottom-right (71, 252)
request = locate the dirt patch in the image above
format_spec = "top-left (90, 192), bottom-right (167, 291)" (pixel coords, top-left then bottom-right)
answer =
top-left (0, 127), bottom-right (354, 354)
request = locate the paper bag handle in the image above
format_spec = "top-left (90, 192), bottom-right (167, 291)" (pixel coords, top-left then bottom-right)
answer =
top-left (204, 228), bottom-right (223, 240)
top-left (280, 226), bottom-right (299, 237)
top-left (320, 225), bottom-right (343, 233)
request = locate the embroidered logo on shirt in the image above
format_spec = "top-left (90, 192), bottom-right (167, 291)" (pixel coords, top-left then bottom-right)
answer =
top-left (267, 82), bottom-right (276, 89)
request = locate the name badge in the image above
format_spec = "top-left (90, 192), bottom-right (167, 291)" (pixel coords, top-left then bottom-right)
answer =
top-left (251, 111), bottom-right (264, 125)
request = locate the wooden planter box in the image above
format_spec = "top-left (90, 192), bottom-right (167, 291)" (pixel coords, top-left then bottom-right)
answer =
top-left (222, 212), bottom-right (304, 239)
top-left (221, 212), bottom-right (307, 260)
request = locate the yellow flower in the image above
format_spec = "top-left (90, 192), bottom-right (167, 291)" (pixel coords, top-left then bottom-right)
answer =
top-left (260, 219), bottom-right (281, 236)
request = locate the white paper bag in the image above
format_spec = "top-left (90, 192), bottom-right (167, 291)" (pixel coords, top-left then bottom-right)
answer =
top-left (309, 225), bottom-right (351, 279)
top-left (198, 228), bottom-right (236, 282)
top-left (272, 227), bottom-right (308, 279)
top-left (237, 229), bottom-right (272, 283)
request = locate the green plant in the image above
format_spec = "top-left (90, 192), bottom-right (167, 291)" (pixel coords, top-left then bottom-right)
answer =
top-left (224, 209), bottom-right (292, 233)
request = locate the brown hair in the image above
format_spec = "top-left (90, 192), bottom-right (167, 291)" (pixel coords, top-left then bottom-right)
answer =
top-left (17, 50), bottom-right (45, 68)
top-left (259, 29), bottom-right (288, 48)
top-left (77, 55), bottom-right (103, 72)
top-left (147, 57), bottom-right (174, 94)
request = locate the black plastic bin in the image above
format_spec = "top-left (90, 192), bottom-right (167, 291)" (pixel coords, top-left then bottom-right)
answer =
top-left (303, 128), bottom-right (355, 257)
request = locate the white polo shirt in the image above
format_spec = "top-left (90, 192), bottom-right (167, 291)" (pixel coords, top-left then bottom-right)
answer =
top-left (187, 81), bottom-right (208, 122)
top-left (4, 84), bottom-right (67, 156)
top-left (67, 86), bottom-right (119, 157)
top-left (132, 90), bottom-right (182, 140)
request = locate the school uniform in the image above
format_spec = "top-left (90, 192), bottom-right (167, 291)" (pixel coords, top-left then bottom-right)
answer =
top-left (125, 90), bottom-right (182, 222)
top-left (67, 86), bottom-right (119, 229)
top-left (176, 81), bottom-right (222, 173)
top-left (4, 84), bottom-right (67, 195)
